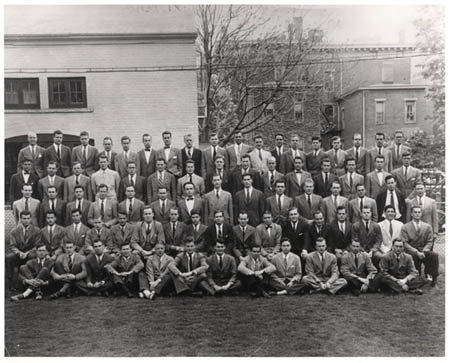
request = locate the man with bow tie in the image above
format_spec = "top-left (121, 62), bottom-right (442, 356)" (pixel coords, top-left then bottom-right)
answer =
top-left (137, 133), bottom-right (157, 178)
top-left (177, 182), bottom-right (204, 223)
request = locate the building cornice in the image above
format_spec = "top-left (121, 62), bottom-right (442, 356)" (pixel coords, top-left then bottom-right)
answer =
top-left (338, 84), bottom-right (428, 100)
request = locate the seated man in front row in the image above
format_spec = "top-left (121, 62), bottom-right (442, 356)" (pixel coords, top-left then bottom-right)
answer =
top-left (10, 243), bottom-right (54, 301)
top-left (303, 237), bottom-right (347, 295)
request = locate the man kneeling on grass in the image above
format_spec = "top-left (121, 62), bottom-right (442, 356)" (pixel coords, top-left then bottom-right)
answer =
top-left (11, 243), bottom-right (54, 301)
top-left (379, 238), bottom-right (428, 295)
top-left (303, 237), bottom-right (347, 295)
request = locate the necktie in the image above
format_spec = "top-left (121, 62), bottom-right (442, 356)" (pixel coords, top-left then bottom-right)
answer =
top-left (284, 255), bottom-right (288, 269)
top-left (378, 147), bottom-right (382, 156)
top-left (158, 172), bottom-right (163, 187)
top-left (187, 148), bottom-right (192, 158)
top-left (325, 173), bottom-right (329, 187)
top-left (416, 222), bottom-right (420, 235)
top-left (292, 222), bottom-right (296, 231)
top-left (130, 176), bottom-right (134, 187)
top-left (334, 196), bottom-right (338, 208)
top-left (125, 152), bottom-right (128, 162)
top-left (57, 145), bottom-right (61, 161)
top-left (307, 194), bottom-right (312, 209)
top-left (100, 200), bottom-right (105, 220)
top-left (189, 174), bottom-right (193, 183)
top-left (49, 226), bottom-right (53, 244)
top-left (218, 226), bottom-right (222, 238)
top-left (390, 191), bottom-right (395, 209)
top-left (237, 145), bottom-right (242, 164)
top-left (107, 151), bottom-right (110, 163)
top-left (278, 195), bottom-right (282, 212)
top-left (25, 198), bottom-right (29, 212)
top-left (51, 199), bottom-right (55, 213)
top-left (314, 151), bottom-right (317, 159)
top-left (146, 223), bottom-right (151, 235)
top-left (219, 255), bottom-right (223, 269)
top-left (83, 146), bottom-right (87, 162)
top-left (213, 147), bottom-right (217, 161)
top-left (349, 174), bottom-right (353, 189)
top-left (354, 253), bottom-right (358, 269)
top-left (360, 198), bottom-right (364, 211)
top-left (128, 200), bottom-right (133, 217)
top-left (97, 229), bottom-right (101, 239)
top-left (334, 150), bottom-right (338, 165)
top-left (76, 200), bottom-right (81, 211)
top-left (187, 197), bottom-right (194, 201)
top-left (188, 253), bottom-right (193, 272)
top-left (246, 189), bottom-right (250, 203)
top-left (49, 176), bottom-right (54, 186)
top-left (193, 224), bottom-right (198, 239)
top-left (270, 172), bottom-right (274, 187)
top-left (161, 200), bottom-right (165, 215)
top-left (365, 221), bottom-right (369, 233)
top-left (68, 256), bottom-right (73, 271)
top-left (121, 226), bottom-right (125, 237)
top-left (295, 149), bottom-right (299, 158)
top-left (172, 222), bottom-right (176, 237)
top-left (31, 146), bottom-right (35, 159)
top-left (397, 145), bottom-right (400, 159)
top-left (340, 223), bottom-right (344, 235)
top-left (242, 227), bottom-right (245, 240)
top-left (418, 197), bottom-right (422, 206)
top-left (266, 225), bottom-right (271, 237)
top-left (216, 190), bottom-right (220, 199)
top-left (76, 175), bottom-right (79, 185)
top-left (24, 227), bottom-right (28, 241)
top-left (404, 166), bottom-right (408, 180)
top-left (317, 226), bottom-right (321, 236)
top-left (355, 148), bottom-right (359, 161)
top-left (258, 149), bottom-right (263, 161)
top-left (389, 221), bottom-right (393, 237)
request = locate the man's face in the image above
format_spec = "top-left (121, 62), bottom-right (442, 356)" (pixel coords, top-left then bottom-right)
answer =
top-left (395, 133), bottom-right (403, 145)
top-left (22, 161), bottom-right (32, 173)
top-left (321, 162), bottom-right (331, 173)
top-left (65, 243), bottom-right (75, 255)
top-left (155, 244), bottom-right (165, 257)
top-left (191, 214), bottom-right (200, 225)
top-left (242, 176), bottom-right (252, 188)
top-left (375, 135), bottom-right (385, 147)
top-left (94, 219), bottom-right (103, 229)
top-left (304, 182), bottom-right (314, 194)
top-left (314, 213), bottom-right (324, 226)
top-left (291, 137), bottom-right (300, 149)
top-left (312, 140), bottom-right (321, 150)
top-left (36, 246), bottom-right (48, 259)
top-left (80, 135), bottom-right (89, 146)
top-left (103, 139), bottom-right (112, 151)
top-left (118, 214), bottom-right (128, 226)
top-left (156, 161), bottom-right (166, 172)
top-left (267, 159), bottom-right (276, 171)
top-left (336, 209), bottom-right (347, 222)
top-left (356, 186), bottom-right (366, 198)
top-left (350, 242), bottom-right (361, 254)
top-left (28, 134), bottom-right (37, 145)
top-left (331, 183), bottom-right (341, 196)
top-left (412, 208), bottom-right (423, 220)
top-left (238, 214), bottom-right (249, 226)
top-left (385, 208), bottom-right (396, 221)
top-left (402, 155), bottom-right (411, 167)
top-left (289, 209), bottom-right (299, 222)
top-left (234, 133), bottom-right (243, 144)
top-left (316, 241), bottom-right (326, 254)
top-left (415, 185), bottom-right (425, 197)
top-left (215, 159), bottom-right (224, 170)
top-left (74, 188), bottom-right (84, 200)
top-left (332, 139), bottom-right (341, 150)
top-left (346, 161), bottom-right (356, 173)
top-left (143, 209), bottom-right (154, 223)
top-left (275, 135), bottom-right (284, 147)
top-left (213, 176), bottom-right (222, 189)
top-left (121, 245), bottom-right (131, 257)
top-left (241, 157), bottom-right (251, 169)
top-left (375, 158), bottom-right (384, 170)
top-left (53, 134), bottom-right (63, 145)
top-left (255, 138), bottom-right (263, 149)
top-left (73, 164), bottom-right (82, 175)
top-left (392, 241), bottom-right (404, 254)
top-left (186, 164), bottom-right (195, 174)
top-left (162, 134), bottom-right (172, 147)
top-left (386, 178), bottom-right (396, 191)
top-left (125, 187), bottom-right (135, 199)
top-left (158, 189), bottom-right (168, 200)
top-left (143, 136), bottom-right (152, 149)
top-left (169, 210), bottom-right (179, 223)
top-left (184, 136), bottom-right (193, 148)
top-left (98, 187), bottom-right (108, 199)
top-left (47, 164), bottom-right (57, 176)
top-left (361, 209), bottom-right (371, 221)
top-left (46, 214), bottom-right (56, 226)
top-left (294, 159), bottom-right (303, 171)
top-left (21, 214), bottom-right (31, 226)
top-left (210, 135), bottom-right (219, 146)
top-left (93, 242), bottom-right (104, 256)
top-left (281, 241), bottom-right (291, 254)
top-left (215, 243), bottom-right (225, 255)
top-left (250, 248), bottom-right (261, 259)
top-left (185, 184), bottom-right (195, 197)
top-left (71, 212), bottom-right (81, 224)
top-left (127, 164), bottom-right (136, 176)
top-left (47, 188), bottom-right (57, 199)
top-left (353, 135), bottom-right (362, 147)
top-left (214, 213), bottom-right (224, 224)
top-left (121, 139), bottom-right (130, 151)
top-left (22, 186), bottom-right (33, 198)
top-left (275, 183), bottom-right (285, 195)
top-left (263, 214), bottom-right (273, 225)
top-left (99, 159), bottom-right (108, 170)
top-left (185, 242), bottom-right (196, 254)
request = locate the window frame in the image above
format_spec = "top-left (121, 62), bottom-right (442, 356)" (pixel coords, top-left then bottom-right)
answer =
top-left (375, 98), bottom-right (386, 125)
top-left (293, 96), bottom-right (305, 124)
top-left (4, 78), bottom-right (40, 110)
top-left (404, 98), bottom-right (417, 124)
top-left (264, 102), bottom-right (275, 119)
top-left (48, 77), bottom-right (87, 109)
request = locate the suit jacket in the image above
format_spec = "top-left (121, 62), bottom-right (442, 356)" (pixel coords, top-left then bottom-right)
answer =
top-left (110, 223), bottom-right (135, 251)
top-left (13, 197), bottom-right (40, 226)
top-left (232, 225), bottom-right (256, 259)
top-left (150, 199), bottom-right (176, 223)
top-left (147, 171), bottom-right (177, 203)
top-left (365, 170), bottom-right (390, 199)
top-left (201, 146), bottom-right (227, 177)
top-left (237, 255), bottom-right (276, 275)
top-left (96, 150), bottom-right (117, 171)
top-left (294, 193), bottom-right (322, 221)
top-left (156, 147), bottom-right (183, 177)
top-left (119, 175), bottom-right (147, 203)
top-left (169, 251), bottom-right (209, 275)
top-left (184, 223), bottom-right (208, 250)
top-left (38, 198), bottom-right (66, 227)
top-left (281, 218), bottom-right (310, 256)
top-left (52, 252), bottom-right (87, 280)
top-left (320, 195), bottom-right (349, 224)
top-left (9, 172), bottom-right (39, 203)
top-left (130, 221), bottom-right (165, 253)
top-left (305, 251), bottom-right (339, 283)
top-left (378, 219), bottom-right (404, 253)
top-left (87, 199), bottom-right (118, 227)
top-left (375, 189), bottom-right (407, 223)
top-left (391, 166), bottom-right (422, 198)
top-left (233, 188), bottom-right (265, 226)
top-left (17, 144), bottom-right (45, 178)
top-left (204, 189), bottom-right (233, 225)
top-left (313, 172), bottom-right (339, 198)
top-left (229, 167), bottom-right (261, 195)
top-left (279, 149), bottom-right (306, 174)
top-left (203, 223), bottom-right (234, 256)
top-left (105, 253), bottom-right (144, 274)
top-left (163, 221), bottom-right (187, 253)
top-left (370, 147), bottom-right (393, 172)
top-left (43, 144), bottom-right (72, 177)
top-left (205, 169), bottom-right (232, 193)
top-left (249, 148), bottom-right (272, 174)
top-left (305, 223), bottom-right (332, 252)
top-left (325, 149), bottom-right (347, 177)
top-left (226, 143), bottom-right (252, 171)
top-left (285, 170), bottom-right (312, 199)
top-left (345, 147), bottom-right (371, 176)
top-left (40, 224), bottom-right (65, 255)
top-left (261, 170), bottom-right (284, 198)
top-left (146, 253), bottom-right (174, 282)
top-left (266, 194), bottom-right (293, 224)
top-left (118, 198), bottom-right (145, 223)
top-left (177, 174), bottom-right (205, 199)
top-left (389, 144), bottom-right (412, 170)
top-left (329, 220), bottom-right (353, 251)
top-left (21, 257), bottom-right (54, 280)
top-left (177, 197), bottom-right (204, 223)
top-left (271, 252), bottom-right (302, 281)
top-left (305, 150), bottom-right (327, 176)
top-left (64, 174), bottom-right (93, 202)
top-left (38, 175), bottom-right (65, 201)
top-left (271, 146), bottom-right (288, 172)
top-left (206, 253), bottom-right (237, 285)
top-left (64, 223), bottom-right (89, 250)
top-left (348, 196), bottom-right (378, 223)
top-left (85, 227), bottom-right (113, 250)
top-left (9, 224), bottom-right (42, 254)
top-left (340, 251), bottom-right (377, 279)
top-left (380, 251), bottom-right (418, 280)
top-left (351, 220), bottom-right (383, 252)
top-left (114, 151), bottom-right (140, 179)
top-left (181, 147), bottom-right (202, 176)
top-left (255, 223), bottom-right (282, 256)
top-left (137, 148), bottom-right (157, 178)
top-left (406, 196), bottom-right (439, 233)
top-left (401, 221), bottom-right (434, 255)
top-left (66, 199), bottom-right (91, 226)
top-left (71, 145), bottom-right (98, 176)
top-left (85, 253), bottom-right (115, 283)
top-left (338, 173), bottom-right (365, 201)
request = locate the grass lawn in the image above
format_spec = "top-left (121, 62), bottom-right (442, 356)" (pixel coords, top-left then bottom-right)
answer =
top-left (4, 276), bottom-right (445, 357)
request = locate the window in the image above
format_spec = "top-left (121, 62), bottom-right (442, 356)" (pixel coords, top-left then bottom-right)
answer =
top-left (375, 99), bottom-right (386, 125)
top-left (5, 78), bottom-right (40, 109)
top-left (294, 102), bottom-right (304, 123)
top-left (323, 70), bottom-right (335, 92)
top-left (382, 61), bottom-right (394, 83)
top-left (264, 102), bottom-right (274, 118)
top-left (324, 104), bottom-right (335, 121)
top-left (405, 100), bottom-right (417, 124)
top-left (48, 77), bottom-right (87, 108)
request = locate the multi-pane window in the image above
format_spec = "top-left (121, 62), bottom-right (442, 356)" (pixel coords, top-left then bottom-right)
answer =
top-left (405, 100), bottom-right (417, 124)
top-left (324, 104), bottom-right (335, 121)
top-left (48, 77), bottom-right (87, 108)
top-left (4, 78), bottom-right (40, 109)
top-left (375, 100), bottom-right (386, 125)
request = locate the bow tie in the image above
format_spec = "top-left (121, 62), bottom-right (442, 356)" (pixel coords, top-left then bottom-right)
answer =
top-left (164, 146), bottom-right (170, 149)
top-left (23, 172), bottom-right (29, 175)
top-left (266, 225), bottom-right (272, 229)
top-left (186, 197), bottom-right (194, 201)
top-left (145, 148), bottom-right (151, 151)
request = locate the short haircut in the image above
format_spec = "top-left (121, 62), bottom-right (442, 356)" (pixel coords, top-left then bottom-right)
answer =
top-left (331, 136), bottom-right (341, 142)
top-left (162, 131), bottom-right (172, 137)
top-left (375, 155), bottom-right (385, 161)
top-left (385, 175), bottom-right (396, 183)
top-left (183, 181), bottom-right (195, 190)
top-left (126, 161), bottom-right (136, 167)
top-left (184, 236), bottom-right (195, 245)
top-left (288, 206), bottom-right (298, 214)
top-left (213, 210), bottom-right (224, 217)
top-left (156, 157), bottom-right (166, 164)
top-left (311, 136), bottom-right (321, 142)
top-left (20, 210), bottom-right (31, 218)
top-left (157, 186), bottom-right (167, 192)
top-left (355, 183), bottom-right (365, 190)
top-left (331, 180), bottom-right (341, 188)
top-left (74, 185), bottom-right (84, 192)
top-left (253, 135), bottom-right (263, 141)
top-left (394, 130), bottom-right (404, 136)
top-left (71, 208), bottom-right (82, 215)
top-left (21, 158), bottom-right (32, 164)
top-left (47, 161), bottom-right (58, 168)
top-left (401, 152), bottom-right (411, 158)
top-left (97, 184), bottom-right (108, 191)
top-left (336, 205), bottom-right (347, 213)
top-left (73, 161), bottom-right (82, 168)
top-left (143, 206), bottom-right (154, 213)
top-left (98, 155), bottom-right (108, 161)
top-left (375, 132), bottom-right (385, 138)
top-left (345, 157), bottom-right (356, 166)
top-left (392, 237), bottom-right (404, 246)
top-left (80, 131), bottom-right (89, 137)
top-left (214, 155), bottom-right (225, 162)
top-left (411, 206), bottom-right (422, 213)
top-left (22, 183), bottom-right (33, 190)
top-left (238, 211), bottom-right (248, 218)
top-left (384, 204), bottom-right (395, 212)
top-left (169, 207), bottom-right (179, 214)
top-left (280, 237), bottom-right (291, 245)
top-left (142, 133), bottom-right (151, 140)
top-left (275, 179), bottom-right (285, 186)
top-left (121, 136), bottom-right (130, 143)
top-left (64, 240), bottom-right (74, 245)
top-left (103, 137), bottom-right (112, 143)
top-left (35, 243), bottom-right (47, 250)
top-left (53, 130), bottom-right (63, 137)
top-left (46, 185), bottom-right (57, 191)
top-left (190, 209), bottom-right (201, 217)
top-left (125, 185), bottom-right (135, 191)
top-left (294, 156), bottom-right (303, 162)
top-left (275, 133), bottom-right (284, 139)
top-left (185, 159), bottom-right (195, 165)
top-left (209, 132), bottom-right (218, 138)
top-left (313, 210), bottom-right (323, 218)
top-left (212, 173), bottom-right (222, 180)
top-left (45, 211), bottom-right (56, 218)
top-left (316, 237), bottom-right (326, 244)
top-left (321, 158), bottom-right (331, 165)
top-left (242, 173), bottom-right (253, 180)
top-left (241, 154), bottom-right (251, 161)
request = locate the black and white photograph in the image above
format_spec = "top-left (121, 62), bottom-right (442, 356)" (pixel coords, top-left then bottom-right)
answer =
top-left (2, 2), bottom-right (446, 357)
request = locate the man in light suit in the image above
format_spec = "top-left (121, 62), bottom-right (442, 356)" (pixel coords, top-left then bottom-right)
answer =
top-left (319, 181), bottom-right (349, 224)
top-left (233, 173), bottom-right (265, 227)
top-left (118, 185), bottom-right (145, 223)
top-left (119, 161), bottom-right (147, 203)
top-left (10, 158), bottom-right (39, 203)
top-left (389, 130), bottom-right (411, 170)
top-left (137, 133), bottom-right (157, 178)
top-left (313, 158), bottom-right (338, 198)
top-left (340, 240), bottom-right (381, 296)
top-left (226, 131), bottom-right (252, 171)
top-left (64, 162), bottom-right (93, 202)
top-left (204, 174), bottom-right (233, 225)
top-left (325, 136), bottom-right (347, 177)
top-left (177, 159), bottom-right (205, 200)
top-left (285, 157), bottom-right (312, 199)
top-left (87, 184), bottom-right (118, 228)
top-left (37, 161), bottom-right (65, 201)
top-left (64, 209), bottom-right (90, 253)
top-left (201, 132), bottom-right (227, 178)
top-left (365, 155), bottom-right (390, 199)
top-left (181, 133), bottom-right (202, 177)
top-left (130, 206), bottom-right (165, 259)
top-left (147, 158), bottom-right (177, 203)
top-left (271, 133), bottom-right (286, 172)
top-left (376, 175), bottom-right (407, 223)
top-left (163, 207), bottom-right (187, 257)
top-left (269, 239), bottom-right (307, 295)
top-left (91, 155), bottom-right (121, 202)
top-left (378, 205), bottom-right (404, 254)
top-left (266, 179), bottom-right (293, 224)
top-left (205, 154), bottom-right (232, 193)
top-left (230, 154), bottom-right (260, 195)
top-left (281, 207), bottom-right (310, 259)
top-left (370, 132), bottom-right (393, 172)
top-left (345, 133), bottom-right (371, 176)
top-left (177, 182), bottom-right (204, 223)
top-left (13, 184), bottom-right (40, 226)
top-left (150, 186), bottom-right (176, 223)
top-left (406, 182), bottom-right (439, 235)
top-left (261, 156), bottom-right (283, 198)
top-left (379, 238), bottom-right (428, 294)
top-left (249, 135), bottom-right (272, 175)
top-left (303, 237), bottom-right (347, 294)
top-left (38, 185), bottom-right (66, 227)
top-left (42, 130), bottom-right (72, 178)
top-left (96, 137), bottom-right (117, 171)
top-left (115, 136), bottom-right (140, 179)
top-left (348, 184), bottom-right (378, 223)
top-left (295, 178), bottom-right (322, 223)
top-left (206, 239), bottom-right (242, 295)
top-left (232, 212), bottom-right (256, 261)
top-left (391, 152), bottom-right (422, 198)
top-left (338, 158), bottom-right (364, 201)
top-left (279, 134), bottom-right (306, 174)
top-left (305, 136), bottom-right (327, 177)
top-left (66, 185), bottom-right (91, 226)
top-left (328, 206), bottom-right (352, 258)
top-left (157, 131), bottom-right (183, 177)
top-left (110, 212), bottom-right (135, 255)
top-left (40, 211), bottom-right (65, 258)
top-left (17, 131), bottom-right (45, 178)
top-left (255, 211), bottom-right (282, 260)
top-left (401, 206), bottom-right (439, 287)
top-left (71, 131), bottom-right (98, 176)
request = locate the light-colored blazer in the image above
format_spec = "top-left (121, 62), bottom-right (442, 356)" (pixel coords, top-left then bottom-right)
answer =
top-left (254, 223), bottom-right (282, 256)
top-left (17, 144), bottom-right (45, 178)
top-left (226, 143), bottom-right (252, 170)
top-left (391, 166), bottom-right (422, 198)
top-left (345, 147), bottom-right (371, 176)
top-left (156, 147), bottom-right (182, 177)
top-left (401, 221), bottom-right (434, 254)
top-left (204, 189), bottom-right (233, 225)
top-left (249, 148), bottom-right (272, 174)
top-left (146, 253), bottom-right (174, 282)
top-left (338, 172), bottom-right (365, 201)
top-left (388, 144), bottom-right (411, 170)
top-left (378, 219), bottom-right (404, 253)
top-left (348, 196), bottom-right (378, 223)
top-left (305, 251), bottom-right (339, 283)
top-left (319, 195), bottom-right (349, 224)
top-left (237, 255), bottom-right (276, 275)
top-left (325, 149), bottom-right (347, 177)
top-left (365, 170), bottom-right (390, 199)
top-left (294, 193), bottom-right (322, 221)
top-left (201, 146), bottom-right (227, 177)
top-left (13, 197), bottom-right (40, 226)
top-left (177, 173), bottom-right (205, 199)
top-left (406, 196), bottom-right (439, 234)
top-left (114, 151), bottom-right (141, 179)
top-left (340, 251), bottom-right (377, 279)
top-left (266, 194), bottom-right (294, 224)
top-left (87, 199), bottom-right (118, 227)
top-left (370, 147), bottom-right (393, 172)
top-left (271, 252), bottom-right (302, 281)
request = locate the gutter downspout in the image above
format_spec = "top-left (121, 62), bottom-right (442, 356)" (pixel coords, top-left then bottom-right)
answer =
top-left (362, 90), bottom-right (366, 148)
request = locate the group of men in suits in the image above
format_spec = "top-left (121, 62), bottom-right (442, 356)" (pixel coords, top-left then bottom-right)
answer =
top-left (7, 129), bottom-right (440, 300)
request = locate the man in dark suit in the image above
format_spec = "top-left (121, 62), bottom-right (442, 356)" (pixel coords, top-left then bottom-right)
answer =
top-left (64, 209), bottom-right (90, 253)
top-left (118, 185), bottom-right (145, 224)
top-left (130, 206), bottom-right (165, 259)
top-left (150, 186), bottom-right (176, 223)
top-left (177, 182), bottom-right (204, 223)
top-left (305, 136), bottom-right (327, 177)
top-left (391, 152), bottom-right (422, 198)
top-left (40, 211), bottom-right (65, 258)
top-left (64, 162), bottom-right (93, 202)
top-left (305, 211), bottom-right (331, 252)
top-left (281, 207), bottom-right (310, 259)
top-left (389, 130), bottom-right (412, 170)
top-left (163, 207), bottom-right (187, 257)
top-left (280, 134), bottom-right (306, 174)
top-left (184, 210), bottom-right (208, 251)
top-left (137, 133), bottom-right (157, 178)
top-left (226, 131), bottom-right (252, 171)
top-left (181, 133), bottom-right (202, 177)
top-left (10, 158), bottom-right (39, 203)
top-left (71, 131), bottom-right (98, 177)
top-left (329, 206), bottom-right (352, 258)
top-left (43, 130), bottom-right (72, 178)
top-left (261, 156), bottom-right (284, 198)
top-left (313, 158), bottom-right (338, 198)
top-left (37, 161), bottom-right (65, 201)
top-left (266, 179), bottom-right (293, 224)
top-left (203, 210), bottom-right (234, 256)
top-left (295, 178), bottom-right (322, 223)
top-left (119, 161), bottom-right (147, 202)
top-left (110, 212), bottom-right (135, 255)
top-left (156, 131), bottom-right (183, 177)
top-left (85, 217), bottom-right (113, 256)
top-left (114, 136), bottom-right (140, 179)
top-left (233, 173), bottom-right (265, 227)
top-left (345, 133), bottom-right (371, 176)
top-left (201, 132), bottom-right (227, 178)
top-left (147, 158), bottom-right (177, 203)
top-left (348, 184), bottom-right (378, 223)
top-left (338, 157), bottom-right (365, 201)
top-left (177, 160), bottom-right (205, 200)
top-left (376, 175), bottom-right (407, 223)
top-left (16, 131), bottom-right (45, 179)
top-left (270, 133), bottom-right (286, 172)
top-left (232, 212), bottom-right (256, 261)
top-left (230, 154), bottom-right (261, 194)
top-left (205, 155), bottom-right (231, 193)
top-left (285, 157), bottom-right (312, 199)
top-left (38, 185), bottom-right (66, 227)
top-left (206, 239), bottom-right (242, 295)
top-left (66, 185), bottom-right (91, 226)
top-left (352, 206), bottom-right (383, 266)
top-left (370, 132), bottom-right (394, 172)
top-left (96, 137), bottom-right (117, 171)
top-left (325, 136), bottom-right (347, 177)
top-left (365, 155), bottom-right (390, 199)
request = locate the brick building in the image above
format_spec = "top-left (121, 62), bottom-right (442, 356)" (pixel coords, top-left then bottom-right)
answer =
top-left (4, 5), bottom-right (198, 200)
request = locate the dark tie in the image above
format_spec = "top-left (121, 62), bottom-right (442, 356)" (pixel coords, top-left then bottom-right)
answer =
top-left (68, 256), bottom-right (73, 271)
top-left (100, 201), bottom-right (105, 220)
top-left (397, 145), bottom-right (400, 159)
top-left (246, 189), bottom-right (250, 203)
top-left (242, 227), bottom-right (245, 240)
top-left (317, 226), bottom-right (321, 236)
top-left (172, 222), bottom-right (176, 237)
top-left (270, 172), bottom-right (274, 186)
top-left (189, 174), bottom-right (193, 183)
top-left (31, 146), bottom-right (35, 159)
top-left (278, 195), bottom-right (282, 212)
top-left (325, 173), bottom-right (329, 187)
top-left (390, 191), bottom-right (395, 209)
top-left (216, 190), bottom-right (220, 199)
top-left (188, 253), bottom-right (193, 271)
top-left (349, 174), bottom-right (353, 189)
top-left (365, 221), bottom-right (369, 233)
top-left (161, 200), bottom-right (165, 215)
top-left (334, 150), bottom-right (338, 165)
top-left (51, 199), bottom-right (55, 213)
top-left (218, 226), bottom-right (222, 238)
top-left (49, 226), bottom-right (53, 244)
top-left (355, 148), bottom-right (359, 161)
top-left (292, 222), bottom-right (296, 231)
top-left (404, 166), bottom-right (408, 180)
top-left (76, 200), bottom-right (81, 211)
top-left (130, 176), bottom-right (134, 187)
top-left (354, 253), bottom-right (359, 269)
top-left (146, 223), bottom-right (151, 235)
top-left (25, 198), bottom-right (29, 212)
top-left (213, 147), bottom-right (217, 161)
top-left (193, 225), bottom-right (198, 240)
top-left (418, 197), bottom-right (422, 206)
top-left (258, 149), bottom-right (263, 160)
top-left (219, 255), bottom-right (223, 269)
top-left (360, 198), bottom-right (364, 211)
top-left (128, 200), bottom-right (133, 217)
top-left (76, 175), bottom-right (79, 185)
top-left (378, 147), bottom-right (382, 155)
top-left (284, 256), bottom-right (288, 270)
top-left (24, 227), bottom-right (29, 241)
top-left (340, 223), bottom-right (344, 235)
top-left (307, 194), bottom-right (312, 209)
top-left (389, 221), bottom-right (393, 237)
top-left (158, 173), bottom-right (164, 187)
top-left (57, 145), bottom-right (61, 161)
top-left (83, 146), bottom-right (87, 162)
top-left (121, 226), bottom-right (125, 237)
top-left (187, 149), bottom-right (192, 158)
top-left (187, 197), bottom-right (194, 201)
